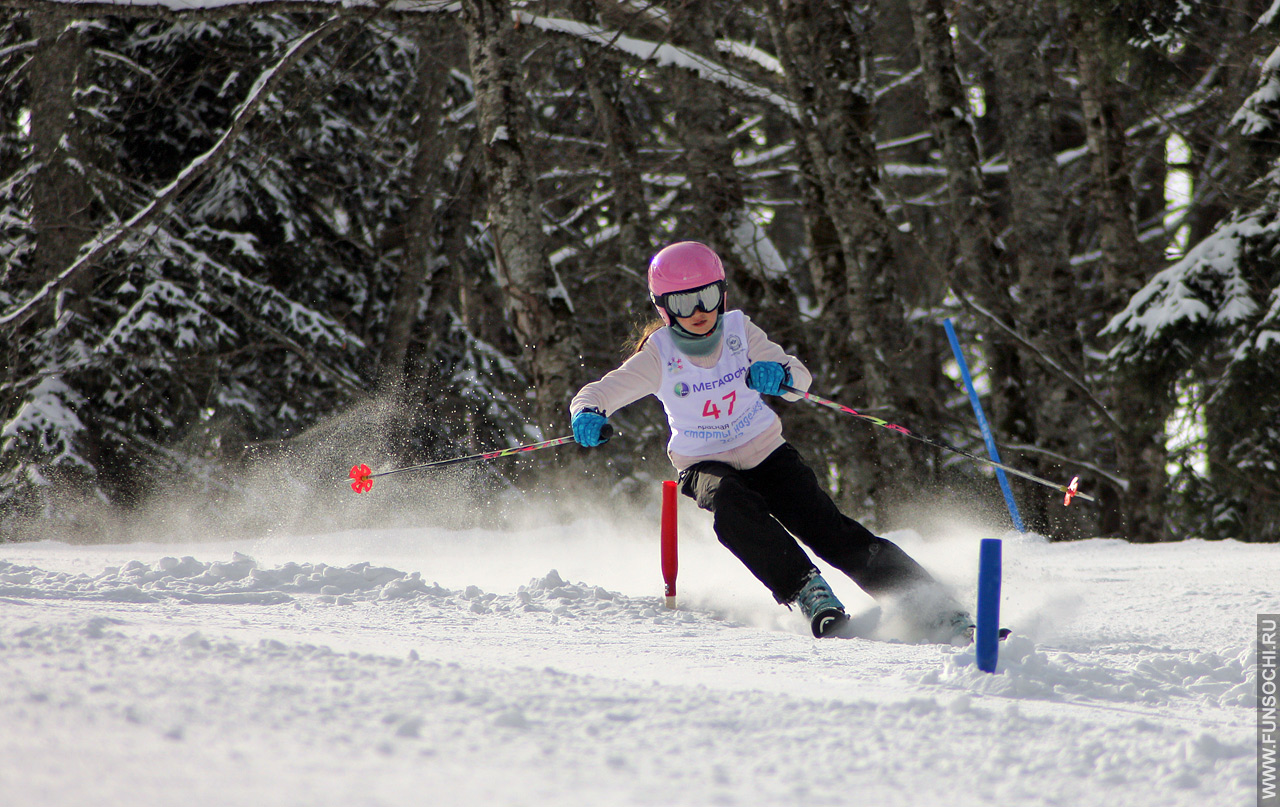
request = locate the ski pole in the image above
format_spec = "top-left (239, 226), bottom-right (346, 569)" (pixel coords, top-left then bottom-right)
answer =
top-left (347, 425), bottom-right (612, 493)
top-left (780, 384), bottom-right (1092, 505)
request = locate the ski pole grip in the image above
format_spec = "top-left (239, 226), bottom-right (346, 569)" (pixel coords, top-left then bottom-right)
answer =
top-left (599, 423), bottom-right (614, 442)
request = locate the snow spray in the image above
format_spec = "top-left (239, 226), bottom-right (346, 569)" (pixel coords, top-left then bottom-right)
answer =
top-left (662, 480), bottom-right (678, 609)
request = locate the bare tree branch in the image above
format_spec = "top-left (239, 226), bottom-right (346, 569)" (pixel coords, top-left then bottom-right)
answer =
top-left (0, 0), bottom-right (458, 20)
top-left (954, 290), bottom-right (1127, 435)
top-left (0, 13), bottom-right (348, 328)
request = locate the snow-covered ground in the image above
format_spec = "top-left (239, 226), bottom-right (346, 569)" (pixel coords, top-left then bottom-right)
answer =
top-left (0, 506), bottom-right (1270, 807)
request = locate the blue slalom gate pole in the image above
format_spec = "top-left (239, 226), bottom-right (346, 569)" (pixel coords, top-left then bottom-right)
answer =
top-left (976, 538), bottom-right (1002, 673)
top-left (942, 319), bottom-right (1025, 533)
top-left (944, 318), bottom-right (1019, 674)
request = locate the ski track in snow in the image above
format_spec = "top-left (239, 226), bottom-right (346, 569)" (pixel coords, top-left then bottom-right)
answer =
top-left (0, 526), bottom-right (1271, 807)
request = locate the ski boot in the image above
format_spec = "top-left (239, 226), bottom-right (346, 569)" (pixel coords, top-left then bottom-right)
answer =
top-left (926, 610), bottom-right (1011, 646)
top-left (794, 574), bottom-right (851, 638)
top-left (947, 611), bottom-right (978, 646)
top-left (914, 609), bottom-right (976, 645)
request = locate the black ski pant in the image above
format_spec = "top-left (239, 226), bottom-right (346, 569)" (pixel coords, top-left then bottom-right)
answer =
top-left (679, 443), bottom-right (939, 604)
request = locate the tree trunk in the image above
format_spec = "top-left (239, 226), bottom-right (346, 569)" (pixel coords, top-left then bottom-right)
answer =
top-left (906, 0), bottom-right (1034, 519)
top-left (458, 0), bottom-right (583, 437)
top-left (767, 0), bottom-right (923, 523)
top-left (28, 12), bottom-right (91, 298)
top-left (1072, 15), bottom-right (1144, 297)
top-left (983, 0), bottom-right (1083, 536)
top-left (24, 12), bottom-right (99, 484)
top-left (377, 24), bottom-right (455, 397)
top-left (788, 142), bottom-right (865, 509)
top-left (576, 1), bottom-right (651, 277)
top-left (1070, 12), bottom-right (1168, 541)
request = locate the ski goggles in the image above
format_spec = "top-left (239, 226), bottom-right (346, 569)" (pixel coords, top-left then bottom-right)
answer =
top-left (654, 281), bottom-right (725, 319)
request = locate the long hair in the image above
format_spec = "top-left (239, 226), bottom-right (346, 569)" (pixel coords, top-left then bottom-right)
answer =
top-left (628, 319), bottom-right (665, 356)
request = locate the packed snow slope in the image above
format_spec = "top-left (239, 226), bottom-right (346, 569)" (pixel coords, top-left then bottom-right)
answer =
top-left (0, 513), bottom-right (1270, 807)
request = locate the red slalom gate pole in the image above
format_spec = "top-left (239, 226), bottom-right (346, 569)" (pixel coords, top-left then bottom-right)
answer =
top-left (661, 480), bottom-right (679, 609)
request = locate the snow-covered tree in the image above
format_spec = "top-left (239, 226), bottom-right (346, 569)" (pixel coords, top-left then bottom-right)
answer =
top-left (0, 14), bottom-right (535, 537)
top-left (1103, 34), bottom-right (1280, 541)
top-left (3, 0), bottom-right (1279, 543)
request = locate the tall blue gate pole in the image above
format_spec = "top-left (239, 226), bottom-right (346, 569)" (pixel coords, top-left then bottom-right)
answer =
top-left (943, 318), bottom-right (1020, 674)
top-left (942, 319), bottom-right (1025, 533)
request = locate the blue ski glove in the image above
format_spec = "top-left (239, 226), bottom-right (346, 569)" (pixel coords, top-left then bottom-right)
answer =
top-left (571, 407), bottom-right (610, 447)
top-left (746, 361), bottom-right (791, 396)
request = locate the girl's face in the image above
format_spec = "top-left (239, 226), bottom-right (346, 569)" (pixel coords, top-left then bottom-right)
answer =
top-left (675, 308), bottom-right (718, 335)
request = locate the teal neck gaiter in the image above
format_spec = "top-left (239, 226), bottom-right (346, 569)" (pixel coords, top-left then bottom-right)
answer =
top-left (667, 317), bottom-right (724, 357)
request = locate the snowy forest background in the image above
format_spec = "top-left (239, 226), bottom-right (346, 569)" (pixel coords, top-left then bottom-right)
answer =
top-left (1, 0), bottom-right (1278, 545)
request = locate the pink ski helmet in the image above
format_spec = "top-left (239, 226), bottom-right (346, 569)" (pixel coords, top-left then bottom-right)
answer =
top-left (647, 241), bottom-right (727, 325)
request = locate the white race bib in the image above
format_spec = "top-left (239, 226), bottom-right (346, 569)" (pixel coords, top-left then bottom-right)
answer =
top-left (652, 310), bottom-right (778, 456)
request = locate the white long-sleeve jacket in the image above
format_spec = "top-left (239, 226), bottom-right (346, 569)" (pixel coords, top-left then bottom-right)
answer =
top-left (569, 312), bottom-right (813, 472)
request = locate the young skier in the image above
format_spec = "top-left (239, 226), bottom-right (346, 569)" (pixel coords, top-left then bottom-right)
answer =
top-left (569, 241), bottom-right (973, 641)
